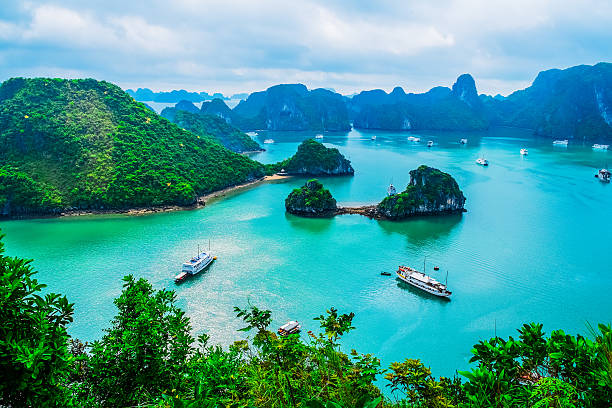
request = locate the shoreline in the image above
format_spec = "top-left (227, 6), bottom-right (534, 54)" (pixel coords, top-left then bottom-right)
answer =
top-left (288, 205), bottom-right (466, 221)
top-left (4, 174), bottom-right (293, 220)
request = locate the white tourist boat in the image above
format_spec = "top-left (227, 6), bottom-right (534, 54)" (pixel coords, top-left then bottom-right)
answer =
top-left (263, 139), bottom-right (275, 144)
top-left (278, 321), bottom-right (301, 336)
top-left (520, 148), bottom-right (528, 155)
top-left (387, 183), bottom-right (397, 196)
top-left (315, 134), bottom-right (324, 139)
top-left (553, 139), bottom-right (569, 146)
top-left (460, 138), bottom-right (468, 145)
top-left (396, 265), bottom-right (451, 298)
top-left (245, 131), bottom-right (258, 137)
top-left (476, 157), bottom-right (489, 166)
top-left (596, 169), bottom-right (611, 182)
top-left (174, 248), bottom-right (215, 283)
top-left (592, 144), bottom-right (609, 150)
top-left (371, 135), bottom-right (377, 140)
top-left (407, 136), bottom-right (420, 142)
top-left (427, 140), bottom-right (434, 147)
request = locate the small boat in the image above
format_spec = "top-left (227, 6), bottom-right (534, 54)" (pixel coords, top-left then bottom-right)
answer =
top-left (407, 136), bottom-right (420, 142)
top-left (553, 139), bottom-right (569, 146)
top-left (520, 148), bottom-right (528, 156)
top-left (476, 157), bottom-right (489, 166)
top-left (396, 265), bottom-right (451, 298)
top-left (371, 135), bottom-right (377, 140)
top-left (596, 169), bottom-right (611, 182)
top-left (263, 139), bottom-right (275, 144)
top-left (315, 134), bottom-right (324, 139)
top-left (278, 321), bottom-right (301, 336)
top-left (427, 141), bottom-right (434, 147)
top-left (381, 271), bottom-right (392, 276)
top-left (387, 183), bottom-right (397, 196)
top-left (174, 247), bottom-right (216, 283)
top-left (460, 138), bottom-right (468, 145)
top-left (245, 131), bottom-right (258, 137)
top-left (433, 266), bottom-right (440, 271)
top-left (592, 144), bottom-right (609, 150)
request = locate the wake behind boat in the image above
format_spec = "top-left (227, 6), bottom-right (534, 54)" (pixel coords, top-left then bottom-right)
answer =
top-left (396, 265), bottom-right (451, 298)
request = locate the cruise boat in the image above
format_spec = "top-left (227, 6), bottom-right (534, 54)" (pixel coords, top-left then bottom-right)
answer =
top-left (263, 139), bottom-right (275, 144)
top-left (387, 183), bottom-right (397, 196)
top-left (520, 148), bottom-right (528, 156)
top-left (553, 139), bottom-right (569, 146)
top-left (407, 136), bottom-right (420, 142)
top-left (396, 265), bottom-right (451, 298)
top-left (315, 134), bottom-right (324, 139)
top-left (596, 169), bottom-right (611, 183)
top-left (371, 135), bottom-right (377, 140)
top-left (278, 321), bottom-right (301, 336)
top-left (460, 138), bottom-right (468, 145)
top-left (592, 144), bottom-right (609, 150)
top-left (245, 131), bottom-right (258, 137)
top-left (174, 249), bottom-right (215, 283)
top-left (476, 157), bottom-right (489, 166)
top-left (427, 140), bottom-right (434, 147)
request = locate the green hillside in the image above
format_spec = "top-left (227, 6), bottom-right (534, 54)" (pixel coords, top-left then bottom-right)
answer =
top-left (164, 108), bottom-right (262, 153)
top-left (0, 78), bottom-right (265, 216)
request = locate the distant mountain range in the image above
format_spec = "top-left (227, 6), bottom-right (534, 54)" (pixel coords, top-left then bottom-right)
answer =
top-left (126, 88), bottom-right (235, 103)
top-left (157, 63), bottom-right (611, 140)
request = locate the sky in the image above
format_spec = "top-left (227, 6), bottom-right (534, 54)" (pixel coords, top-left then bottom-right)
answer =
top-left (0, 0), bottom-right (610, 97)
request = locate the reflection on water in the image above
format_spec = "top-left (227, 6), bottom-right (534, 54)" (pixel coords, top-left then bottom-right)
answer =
top-left (377, 214), bottom-right (463, 247)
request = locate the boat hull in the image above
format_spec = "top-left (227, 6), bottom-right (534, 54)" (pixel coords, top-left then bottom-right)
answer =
top-left (396, 271), bottom-right (451, 298)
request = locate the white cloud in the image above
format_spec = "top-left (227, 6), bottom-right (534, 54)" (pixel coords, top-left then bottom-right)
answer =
top-left (0, 0), bottom-right (610, 95)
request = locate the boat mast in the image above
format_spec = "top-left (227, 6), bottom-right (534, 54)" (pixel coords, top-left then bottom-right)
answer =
top-left (423, 256), bottom-right (426, 273)
top-left (209, 238), bottom-right (211, 251)
top-left (445, 270), bottom-right (448, 287)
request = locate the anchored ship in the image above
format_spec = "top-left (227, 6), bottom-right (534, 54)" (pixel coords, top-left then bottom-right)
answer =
top-left (476, 157), bottom-right (489, 166)
top-left (174, 246), bottom-right (216, 283)
top-left (553, 139), bottom-right (569, 146)
top-left (396, 264), bottom-right (451, 298)
top-left (278, 321), bottom-right (301, 336)
top-left (520, 148), bottom-right (528, 156)
top-left (596, 169), bottom-right (610, 183)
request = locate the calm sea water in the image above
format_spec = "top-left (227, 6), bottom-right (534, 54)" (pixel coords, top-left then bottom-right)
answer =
top-left (1, 128), bottom-right (610, 378)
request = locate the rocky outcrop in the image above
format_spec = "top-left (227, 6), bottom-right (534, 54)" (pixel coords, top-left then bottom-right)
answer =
top-left (280, 139), bottom-right (354, 176)
top-left (233, 84), bottom-right (351, 131)
top-left (285, 179), bottom-right (337, 216)
top-left (376, 166), bottom-right (466, 219)
top-left (201, 98), bottom-right (234, 124)
top-left (350, 74), bottom-right (489, 131)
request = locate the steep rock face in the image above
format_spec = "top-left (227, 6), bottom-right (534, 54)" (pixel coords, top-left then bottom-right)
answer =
top-left (451, 74), bottom-right (483, 109)
top-left (350, 75), bottom-right (488, 131)
top-left (282, 139), bottom-right (354, 176)
top-left (233, 84), bottom-right (351, 131)
top-left (484, 62), bottom-right (612, 141)
top-left (377, 166), bottom-right (465, 219)
top-left (285, 179), bottom-right (337, 216)
top-left (160, 100), bottom-right (199, 121)
top-left (201, 98), bottom-right (234, 124)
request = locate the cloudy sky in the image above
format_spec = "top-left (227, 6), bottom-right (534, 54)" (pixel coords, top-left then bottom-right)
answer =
top-left (0, 0), bottom-right (610, 96)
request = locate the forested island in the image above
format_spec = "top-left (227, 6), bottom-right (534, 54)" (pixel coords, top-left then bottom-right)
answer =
top-left (0, 78), bottom-right (265, 217)
top-left (286, 166), bottom-right (465, 220)
top-left (1, 232), bottom-right (611, 407)
top-left (266, 139), bottom-right (354, 176)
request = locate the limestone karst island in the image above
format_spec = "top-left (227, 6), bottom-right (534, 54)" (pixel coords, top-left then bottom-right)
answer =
top-left (1, 2), bottom-right (611, 407)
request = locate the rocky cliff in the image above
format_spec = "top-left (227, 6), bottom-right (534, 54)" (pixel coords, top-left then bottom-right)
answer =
top-left (233, 84), bottom-right (351, 131)
top-left (269, 139), bottom-right (354, 176)
top-left (350, 74), bottom-right (488, 131)
top-left (377, 166), bottom-right (465, 219)
top-left (285, 179), bottom-right (337, 216)
top-left (484, 62), bottom-right (612, 141)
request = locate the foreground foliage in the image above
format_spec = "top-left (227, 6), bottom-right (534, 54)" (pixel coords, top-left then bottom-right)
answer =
top-left (0, 231), bottom-right (610, 407)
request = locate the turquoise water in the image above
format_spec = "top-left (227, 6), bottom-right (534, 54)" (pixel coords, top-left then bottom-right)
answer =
top-left (1, 128), bottom-right (611, 378)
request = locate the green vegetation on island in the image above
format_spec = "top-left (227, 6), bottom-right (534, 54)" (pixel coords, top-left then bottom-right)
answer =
top-left (0, 78), bottom-right (265, 216)
top-left (1, 231), bottom-right (611, 407)
top-left (266, 139), bottom-right (354, 176)
top-left (172, 110), bottom-right (263, 153)
top-left (377, 166), bottom-right (466, 219)
top-left (285, 179), bottom-right (337, 216)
